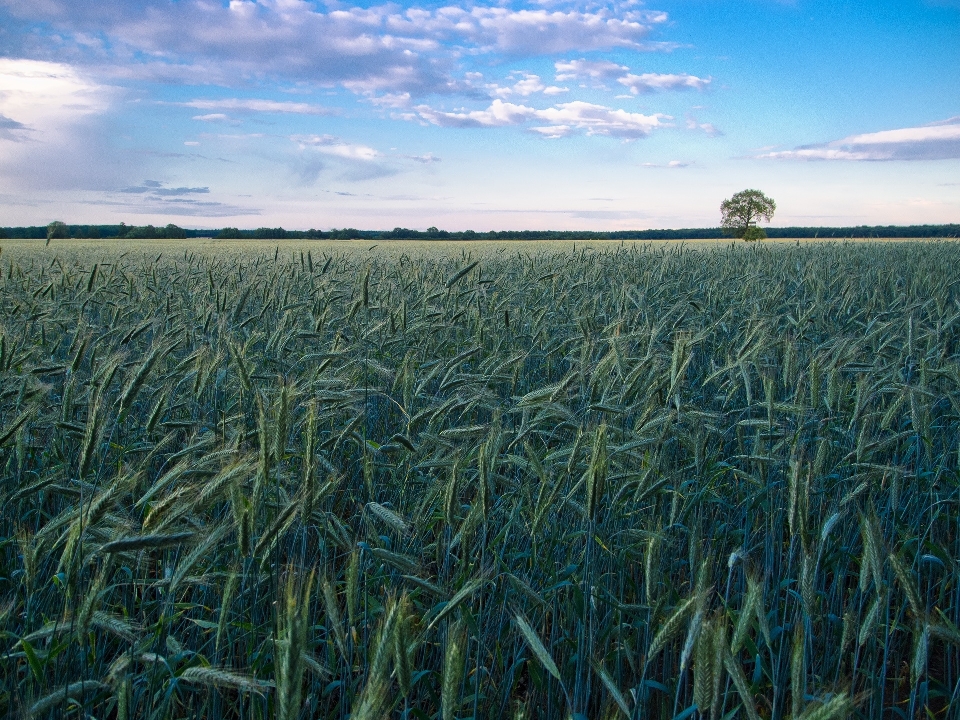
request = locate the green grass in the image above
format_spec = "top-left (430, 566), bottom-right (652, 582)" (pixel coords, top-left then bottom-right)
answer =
top-left (1, 240), bottom-right (959, 719)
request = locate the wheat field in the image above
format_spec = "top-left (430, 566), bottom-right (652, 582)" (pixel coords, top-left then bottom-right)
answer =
top-left (1, 239), bottom-right (959, 719)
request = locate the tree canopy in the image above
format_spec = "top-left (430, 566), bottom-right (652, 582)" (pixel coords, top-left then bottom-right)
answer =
top-left (46, 221), bottom-right (69, 240)
top-left (721, 189), bottom-right (776, 240)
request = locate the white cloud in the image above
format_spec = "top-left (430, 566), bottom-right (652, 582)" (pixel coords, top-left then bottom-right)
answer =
top-left (685, 117), bottom-right (722, 137)
top-left (759, 117), bottom-right (960, 161)
top-left (0, 58), bottom-right (108, 137)
top-left (370, 93), bottom-right (414, 109)
top-left (534, 101), bottom-right (667, 138)
top-left (414, 98), bottom-right (667, 138)
top-left (415, 99), bottom-right (539, 128)
top-left (402, 152), bottom-right (441, 163)
top-left (555, 59), bottom-right (628, 82)
top-left (191, 113), bottom-right (242, 127)
top-left (489, 73), bottom-right (564, 98)
top-left (642, 160), bottom-right (690, 168)
top-left (555, 59), bottom-right (710, 95)
top-left (181, 99), bottom-right (334, 115)
top-left (502, 73), bottom-right (546, 97)
top-left (618, 72), bottom-right (710, 94)
top-left (0, 58), bottom-right (129, 193)
top-left (291, 134), bottom-right (382, 161)
top-left (405, 6), bottom-right (668, 55)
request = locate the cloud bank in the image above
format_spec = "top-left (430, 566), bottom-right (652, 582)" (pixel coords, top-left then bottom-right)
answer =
top-left (1, 0), bottom-right (674, 99)
top-left (759, 117), bottom-right (960, 161)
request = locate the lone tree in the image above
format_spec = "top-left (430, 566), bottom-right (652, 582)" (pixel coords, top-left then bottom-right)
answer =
top-left (720, 189), bottom-right (776, 241)
top-left (46, 220), bottom-right (69, 245)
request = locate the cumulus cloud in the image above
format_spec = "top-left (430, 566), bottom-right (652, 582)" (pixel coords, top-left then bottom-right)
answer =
top-left (414, 98), bottom-right (667, 138)
top-left (415, 99), bottom-right (539, 128)
top-left (759, 117), bottom-right (960, 161)
top-left (555, 59), bottom-right (710, 94)
top-left (405, 6), bottom-right (668, 55)
top-left (491, 73), bottom-right (546, 98)
top-left (483, 72), bottom-right (567, 98)
top-left (531, 101), bottom-right (667, 138)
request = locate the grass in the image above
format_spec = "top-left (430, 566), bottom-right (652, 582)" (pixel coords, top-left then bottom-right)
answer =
top-left (0, 239), bottom-right (959, 719)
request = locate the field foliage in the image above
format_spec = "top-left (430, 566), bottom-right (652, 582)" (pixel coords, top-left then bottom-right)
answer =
top-left (1, 241), bottom-right (959, 719)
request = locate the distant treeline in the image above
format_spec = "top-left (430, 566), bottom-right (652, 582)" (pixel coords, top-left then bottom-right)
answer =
top-left (1, 223), bottom-right (958, 241)
top-left (0, 223), bottom-right (192, 240)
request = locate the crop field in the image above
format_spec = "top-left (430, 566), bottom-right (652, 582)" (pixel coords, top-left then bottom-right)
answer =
top-left (2, 239), bottom-right (960, 719)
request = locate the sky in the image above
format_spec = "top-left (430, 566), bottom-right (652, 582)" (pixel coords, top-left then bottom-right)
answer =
top-left (0, 0), bottom-right (958, 231)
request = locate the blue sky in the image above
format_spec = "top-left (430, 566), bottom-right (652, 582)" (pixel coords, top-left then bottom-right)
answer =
top-left (0, 0), bottom-right (958, 230)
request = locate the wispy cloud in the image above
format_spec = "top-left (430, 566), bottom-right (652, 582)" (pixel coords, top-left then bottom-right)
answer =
top-left (401, 152), bottom-right (441, 163)
top-left (0, 113), bottom-right (29, 141)
top-left (686, 117), bottom-right (722, 137)
top-left (85, 179), bottom-right (256, 217)
top-left (120, 180), bottom-right (210, 196)
top-left (555, 59), bottom-right (628, 82)
top-left (758, 117), bottom-right (960, 161)
top-left (641, 160), bottom-right (691, 168)
top-left (414, 99), bottom-right (668, 139)
top-left (91, 196), bottom-right (260, 217)
top-left (181, 98), bottom-right (334, 115)
top-left (291, 134), bottom-right (381, 161)
top-left (192, 113), bottom-right (236, 124)
top-left (618, 72), bottom-right (710, 94)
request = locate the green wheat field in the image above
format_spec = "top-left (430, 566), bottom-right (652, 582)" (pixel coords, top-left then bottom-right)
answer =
top-left (1, 239), bottom-right (959, 719)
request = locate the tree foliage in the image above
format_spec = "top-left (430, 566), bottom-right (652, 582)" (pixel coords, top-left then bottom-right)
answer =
top-left (721, 189), bottom-right (776, 240)
top-left (46, 220), bottom-right (69, 240)
top-left (117, 223), bottom-right (186, 239)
